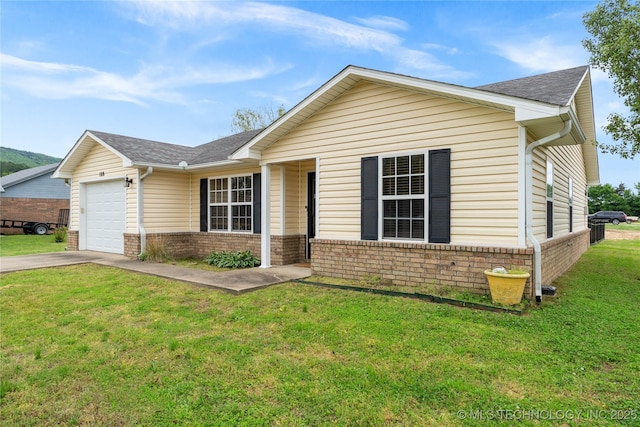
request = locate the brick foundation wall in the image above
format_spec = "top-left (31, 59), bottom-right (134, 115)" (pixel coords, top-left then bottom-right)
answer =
top-left (67, 230), bottom-right (79, 251)
top-left (0, 198), bottom-right (69, 235)
top-left (129, 232), bottom-right (306, 265)
top-left (188, 232), bottom-right (262, 260)
top-left (272, 235), bottom-right (307, 264)
top-left (311, 239), bottom-right (534, 297)
top-left (124, 233), bottom-right (141, 258)
top-left (541, 229), bottom-right (590, 286)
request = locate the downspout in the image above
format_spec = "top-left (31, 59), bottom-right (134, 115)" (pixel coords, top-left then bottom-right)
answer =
top-left (525, 120), bottom-right (572, 302)
top-left (137, 167), bottom-right (153, 258)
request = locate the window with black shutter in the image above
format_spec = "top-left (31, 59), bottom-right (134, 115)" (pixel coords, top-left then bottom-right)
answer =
top-left (360, 149), bottom-right (450, 243)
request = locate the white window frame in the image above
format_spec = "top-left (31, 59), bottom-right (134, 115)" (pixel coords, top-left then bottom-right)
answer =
top-left (568, 176), bottom-right (574, 233)
top-left (546, 160), bottom-right (554, 238)
top-left (378, 151), bottom-right (427, 241)
top-left (208, 175), bottom-right (253, 233)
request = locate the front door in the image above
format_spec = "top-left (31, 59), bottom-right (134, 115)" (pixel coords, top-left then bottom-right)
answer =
top-left (306, 172), bottom-right (316, 259)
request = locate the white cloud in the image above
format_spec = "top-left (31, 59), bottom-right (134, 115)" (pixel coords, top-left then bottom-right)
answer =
top-left (492, 35), bottom-right (586, 72)
top-left (422, 43), bottom-right (459, 55)
top-left (1, 53), bottom-right (288, 105)
top-left (123, 0), bottom-right (464, 78)
top-left (353, 15), bottom-right (409, 31)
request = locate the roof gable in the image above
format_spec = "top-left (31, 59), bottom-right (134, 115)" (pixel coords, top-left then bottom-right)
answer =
top-left (231, 65), bottom-right (591, 159)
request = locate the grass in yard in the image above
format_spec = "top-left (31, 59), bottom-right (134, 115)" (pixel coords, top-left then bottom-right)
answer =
top-left (607, 221), bottom-right (640, 231)
top-left (1, 241), bottom-right (639, 426)
top-left (0, 234), bottom-right (67, 256)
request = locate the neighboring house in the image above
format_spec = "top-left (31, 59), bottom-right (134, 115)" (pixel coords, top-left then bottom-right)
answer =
top-left (1, 163), bottom-right (70, 234)
top-left (53, 65), bottom-right (599, 301)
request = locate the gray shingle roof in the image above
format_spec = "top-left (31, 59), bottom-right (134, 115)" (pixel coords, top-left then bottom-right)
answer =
top-left (0, 163), bottom-right (60, 190)
top-left (89, 131), bottom-right (196, 165)
top-left (475, 66), bottom-right (589, 106)
top-left (192, 129), bottom-right (263, 164)
top-left (89, 129), bottom-right (262, 166)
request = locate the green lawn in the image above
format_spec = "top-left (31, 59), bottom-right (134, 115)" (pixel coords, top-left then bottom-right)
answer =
top-left (1, 240), bottom-right (639, 426)
top-left (607, 221), bottom-right (640, 231)
top-left (0, 234), bottom-right (67, 256)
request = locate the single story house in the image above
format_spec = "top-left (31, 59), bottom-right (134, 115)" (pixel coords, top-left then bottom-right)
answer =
top-left (53, 65), bottom-right (599, 301)
top-left (1, 163), bottom-right (70, 234)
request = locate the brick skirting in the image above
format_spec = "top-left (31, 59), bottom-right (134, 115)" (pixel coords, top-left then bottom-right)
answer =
top-left (311, 231), bottom-right (591, 298)
top-left (123, 232), bottom-right (306, 265)
top-left (540, 229), bottom-right (590, 285)
top-left (311, 239), bottom-right (535, 297)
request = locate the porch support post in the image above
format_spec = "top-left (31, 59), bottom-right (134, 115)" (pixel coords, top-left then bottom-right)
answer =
top-left (260, 164), bottom-right (271, 268)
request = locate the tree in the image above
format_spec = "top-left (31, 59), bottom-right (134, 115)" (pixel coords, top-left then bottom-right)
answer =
top-left (582, 0), bottom-right (640, 159)
top-left (231, 104), bottom-right (286, 133)
top-left (588, 182), bottom-right (640, 215)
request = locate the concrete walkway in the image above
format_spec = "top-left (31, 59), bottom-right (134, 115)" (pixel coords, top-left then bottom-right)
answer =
top-left (0, 251), bottom-right (311, 294)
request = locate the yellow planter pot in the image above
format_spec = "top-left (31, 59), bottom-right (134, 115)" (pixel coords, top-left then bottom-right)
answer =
top-left (484, 270), bottom-right (530, 305)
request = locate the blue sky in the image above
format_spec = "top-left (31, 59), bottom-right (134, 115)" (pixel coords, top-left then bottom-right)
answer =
top-left (1, 0), bottom-right (638, 188)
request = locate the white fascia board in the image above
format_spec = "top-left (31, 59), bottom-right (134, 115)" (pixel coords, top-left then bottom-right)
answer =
top-left (52, 171), bottom-right (72, 179)
top-left (137, 159), bottom-right (248, 172)
top-left (568, 108), bottom-right (587, 144)
top-left (52, 130), bottom-right (92, 178)
top-left (515, 105), bottom-right (565, 122)
top-left (230, 147), bottom-right (261, 161)
top-left (230, 66), bottom-right (361, 160)
top-left (184, 159), bottom-right (246, 171)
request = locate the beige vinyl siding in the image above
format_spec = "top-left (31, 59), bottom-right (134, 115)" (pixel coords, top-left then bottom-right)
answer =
top-left (142, 171), bottom-right (190, 233)
top-left (262, 80), bottom-right (520, 245)
top-left (189, 166), bottom-right (261, 233)
top-left (70, 142), bottom-right (136, 232)
top-left (283, 164), bottom-right (300, 235)
top-left (532, 143), bottom-right (589, 241)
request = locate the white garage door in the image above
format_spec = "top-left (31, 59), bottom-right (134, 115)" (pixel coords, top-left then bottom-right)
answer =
top-left (86, 180), bottom-right (125, 254)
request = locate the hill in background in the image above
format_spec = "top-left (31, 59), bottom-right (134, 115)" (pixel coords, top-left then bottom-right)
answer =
top-left (0, 147), bottom-right (62, 177)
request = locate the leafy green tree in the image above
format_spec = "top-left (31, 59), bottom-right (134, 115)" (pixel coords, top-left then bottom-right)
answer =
top-left (582, 0), bottom-right (640, 159)
top-left (231, 104), bottom-right (286, 133)
top-left (0, 161), bottom-right (30, 176)
top-left (588, 182), bottom-right (640, 215)
top-left (631, 183), bottom-right (640, 215)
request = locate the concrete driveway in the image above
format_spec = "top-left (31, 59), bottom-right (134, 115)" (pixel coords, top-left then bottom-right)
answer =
top-left (0, 251), bottom-right (311, 294)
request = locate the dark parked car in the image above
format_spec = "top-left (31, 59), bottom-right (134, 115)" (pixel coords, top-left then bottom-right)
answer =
top-left (588, 211), bottom-right (627, 225)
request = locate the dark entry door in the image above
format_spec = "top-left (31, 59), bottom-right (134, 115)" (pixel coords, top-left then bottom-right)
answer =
top-left (306, 172), bottom-right (316, 259)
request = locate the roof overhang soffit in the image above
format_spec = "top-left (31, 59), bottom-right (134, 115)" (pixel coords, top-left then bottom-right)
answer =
top-left (518, 108), bottom-right (587, 147)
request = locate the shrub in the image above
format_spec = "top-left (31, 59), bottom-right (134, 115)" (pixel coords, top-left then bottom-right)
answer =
top-left (204, 250), bottom-right (260, 269)
top-left (53, 227), bottom-right (67, 243)
top-left (143, 235), bottom-right (170, 263)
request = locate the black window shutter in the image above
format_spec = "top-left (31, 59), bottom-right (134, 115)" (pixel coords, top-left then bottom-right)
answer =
top-left (429, 149), bottom-right (451, 243)
top-left (361, 156), bottom-right (378, 240)
top-left (253, 173), bottom-right (261, 234)
top-left (200, 178), bottom-right (208, 232)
